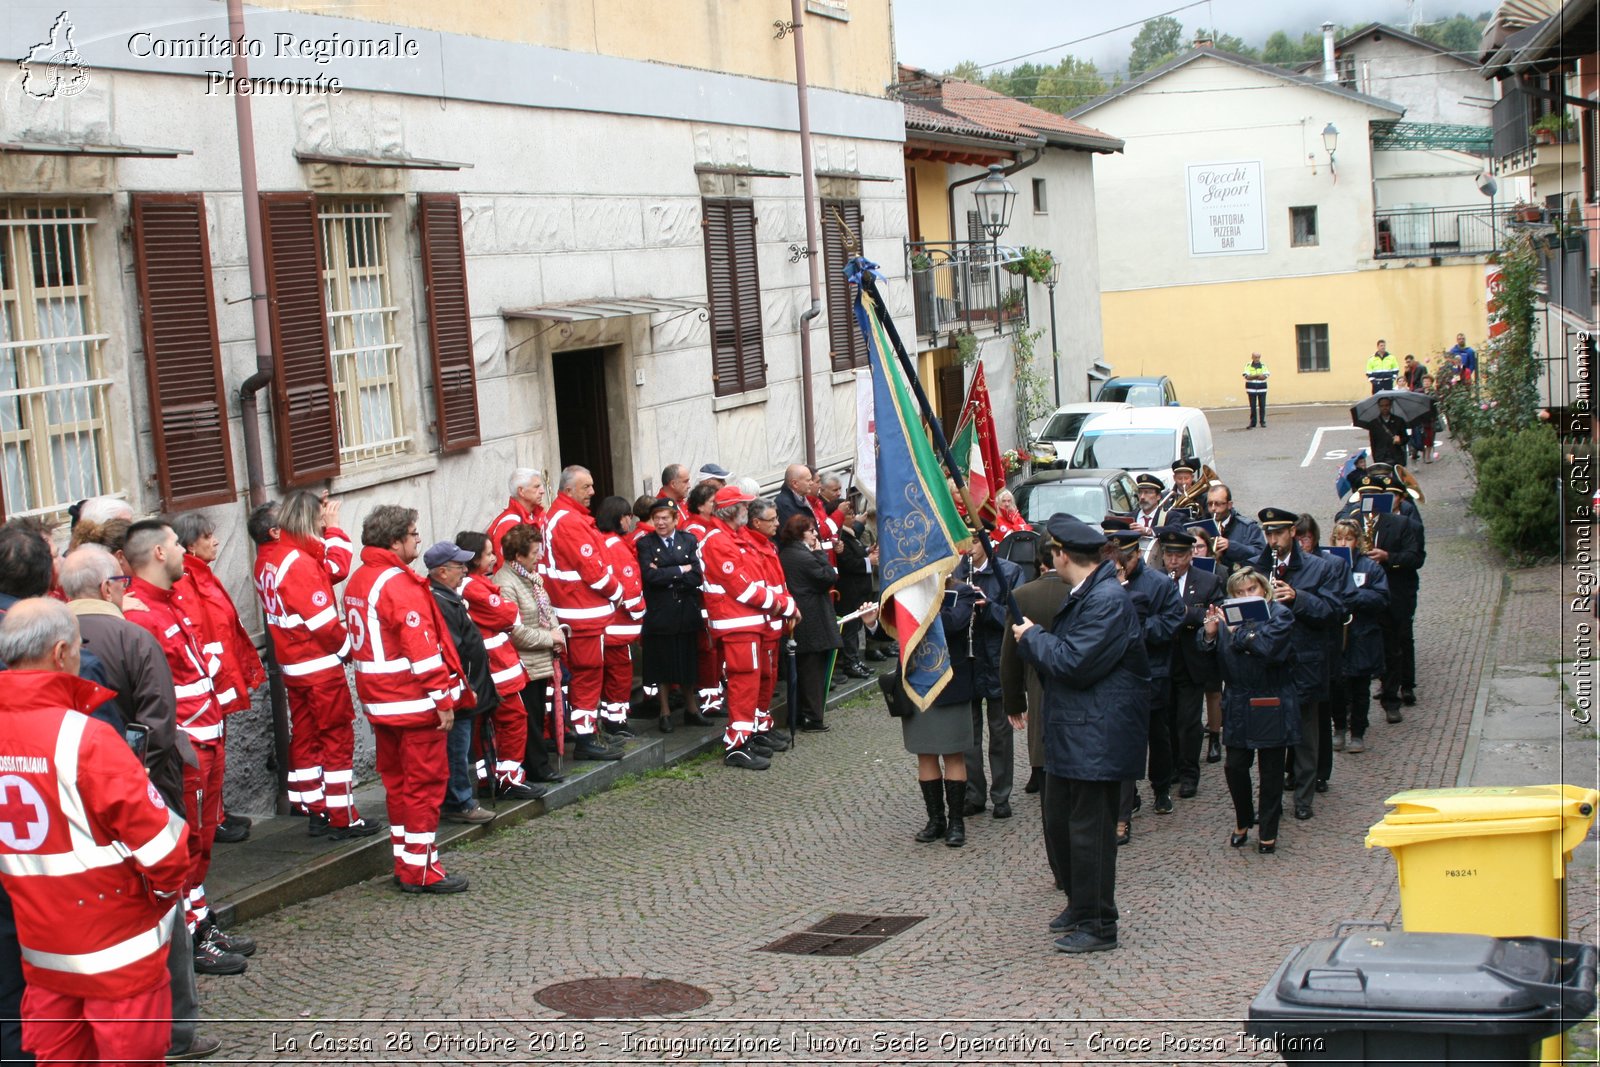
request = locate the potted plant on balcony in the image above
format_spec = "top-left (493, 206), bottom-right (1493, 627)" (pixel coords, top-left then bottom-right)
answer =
top-left (1512, 200), bottom-right (1542, 224)
top-left (1000, 286), bottom-right (1024, 320)
top-left (1531, 111), bottom-right (1571, 145)
top-left (1003, 246), bottom-right (1057, 285)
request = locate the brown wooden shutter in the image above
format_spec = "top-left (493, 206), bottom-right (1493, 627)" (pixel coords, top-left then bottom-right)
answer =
top-left (702, 198), bottom-right (766, 396)
top-left (417, 193), bottom-right (481, 453)
top-left (130, 193), bottom-right (237, 509)
top-left (937, 362), bottom-right (965, 439)
top-left (822, 199), bottom-right (865, 372)
top-left (260, 193), bottom-right (340, 486)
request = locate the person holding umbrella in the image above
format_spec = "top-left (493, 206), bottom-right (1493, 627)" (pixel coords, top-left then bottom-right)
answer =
top-left (1352, 391), bottom-right (1433, 469)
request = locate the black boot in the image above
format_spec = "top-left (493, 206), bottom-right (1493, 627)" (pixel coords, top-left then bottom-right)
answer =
top-left (943, 780), bottom-right (967, 848)
top-left (1205, 732), bottom-right (1222, 763)
top-left (914, 779), bottom-right (946, 843)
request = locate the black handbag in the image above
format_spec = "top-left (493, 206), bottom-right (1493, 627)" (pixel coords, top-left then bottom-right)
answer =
top-left (877, 666), bottom-right (917, 719)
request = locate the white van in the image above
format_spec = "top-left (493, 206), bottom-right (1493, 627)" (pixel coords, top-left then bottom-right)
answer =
top-left (1066, 407), bottom-right (1216, 488)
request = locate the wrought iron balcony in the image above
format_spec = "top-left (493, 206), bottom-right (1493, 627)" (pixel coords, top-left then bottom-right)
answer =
top-left (906, 240), bottom-right (1029, 340)
top-left (1373, 203), bottom-right (1522, 259)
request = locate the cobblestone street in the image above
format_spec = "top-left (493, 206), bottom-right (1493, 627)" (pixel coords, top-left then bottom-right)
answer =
top-left (198, 405), bottom-right (1596, 1064)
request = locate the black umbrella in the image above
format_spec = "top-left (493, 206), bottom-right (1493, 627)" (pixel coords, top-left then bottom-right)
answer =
top-left (1351, 389), bottom-right (1435, 429)
top-left (785, 637), bottom-right (800, 747)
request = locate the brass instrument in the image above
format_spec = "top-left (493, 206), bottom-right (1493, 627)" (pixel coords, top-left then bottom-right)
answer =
top-left (1270, 548), bottom-right (1289, 598)
top-left (1167, 462), bottom-right (1222, 516)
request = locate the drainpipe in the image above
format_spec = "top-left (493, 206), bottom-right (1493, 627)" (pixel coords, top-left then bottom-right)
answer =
top-left (226, 0), bottom-right (292, 814)
top-left (946, 143), bottom-right (1042, 244)
top-left (1322, 22), bottom-right (1337, 83)
top-left (790, 0), bottom-right (820, 469)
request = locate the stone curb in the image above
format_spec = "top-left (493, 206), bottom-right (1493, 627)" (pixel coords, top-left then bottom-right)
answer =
top-left (1456, 570), bottom-right (1513, 788)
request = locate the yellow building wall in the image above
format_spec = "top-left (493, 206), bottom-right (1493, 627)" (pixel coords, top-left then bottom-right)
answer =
top-left (1100, 263), bottom-right (1488, 409)
top-left (908, 160), bottom-right (952, 243)
top-left (255, 0), bottom-right (895, 97)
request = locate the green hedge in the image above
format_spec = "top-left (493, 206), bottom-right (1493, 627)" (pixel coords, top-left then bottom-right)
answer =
top-left (1470, 423), bottom-right (1561, 561)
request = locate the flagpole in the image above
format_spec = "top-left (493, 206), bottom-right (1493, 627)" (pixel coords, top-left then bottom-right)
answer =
top-left (853, 260), bottom-right (1023, 625)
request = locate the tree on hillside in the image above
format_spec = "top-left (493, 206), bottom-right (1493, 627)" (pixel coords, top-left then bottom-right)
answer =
top-left (1413, 13), bottom-right (1491, 55)
top-left (1128, 16), bottom-right (1184, 77)
top-left (1193, 28), bottom-right (1260, 59)
top-left (1033, 56), bottom-right (1110, 113)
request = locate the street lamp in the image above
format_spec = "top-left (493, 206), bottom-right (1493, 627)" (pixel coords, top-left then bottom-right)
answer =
top-left (972, 164), bottom-right (1017, 239)
top-left (973, 164), bottom-right (1017, 336)
top-left (1044, 255), bottom-right (1062, 406)
top-left (1322, 122), bottom-right (1339, 179)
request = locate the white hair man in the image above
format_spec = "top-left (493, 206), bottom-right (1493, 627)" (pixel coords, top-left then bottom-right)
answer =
top-left (487, 468), bottom-right (546, 573)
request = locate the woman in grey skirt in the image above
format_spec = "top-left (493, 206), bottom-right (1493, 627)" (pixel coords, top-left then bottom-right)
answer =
top-left (866, 576), bottom-right (977, 847)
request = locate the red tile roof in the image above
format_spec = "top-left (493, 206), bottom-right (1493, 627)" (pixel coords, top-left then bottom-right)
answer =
top-left (893, 68), bottom-right (1123, 152)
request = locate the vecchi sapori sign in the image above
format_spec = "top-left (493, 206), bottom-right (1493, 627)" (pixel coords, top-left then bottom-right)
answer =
top-left (1185, 160), bottom-right (1267, 257)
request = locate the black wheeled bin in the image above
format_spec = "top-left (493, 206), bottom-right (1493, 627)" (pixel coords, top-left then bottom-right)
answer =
top-left (1246, 929), bottom-right (1597, 1066)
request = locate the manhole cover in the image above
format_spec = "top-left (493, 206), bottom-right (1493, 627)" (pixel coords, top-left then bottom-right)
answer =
top-left (760, 913), bottom-right (926, 956)
top-left (533, 977), bottom-right (710, 1018)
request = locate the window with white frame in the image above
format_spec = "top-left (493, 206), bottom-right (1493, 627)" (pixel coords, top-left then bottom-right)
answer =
top-left (0, 202), bottom-right (116, 519)
top-left (317, 199), bottom-right (408, 464)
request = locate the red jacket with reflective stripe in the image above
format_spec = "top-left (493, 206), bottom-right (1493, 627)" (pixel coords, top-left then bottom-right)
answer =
top-left (175, 556), bottom-right (264, 716)
top-left (460, 574), bottom-right (526, 697)
top-left (698, 518), bottom-right (795, 637)
top-left (541, 494), bottom-right (623, 635)
top-left (0, 671), bottom-right (190, 1000)
top-left (123, 578), bottom-right (219, 744)
top-left (603, 534), bottom-right (645, 643)
top-left (487, 498), bottom-right (544, 574)
top-left (343, 547), bottom-right (469, 728)
top-left (738, 527), bottom-right (791, 635)
top-left (252, 531), bottom-right (353, 687)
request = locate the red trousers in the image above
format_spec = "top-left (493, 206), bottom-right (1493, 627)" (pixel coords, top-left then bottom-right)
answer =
top-left (600, 640), bottom-right (635, 724)
top-left (755, 634), bottom-right (780, 733)
top-left (473, 694), bottom-right (529, 787)
top-left (286, 677), bottom-right (362, 826)
top-left (564, 632), bottom-right (604, 735)
top-left (23, 974), bottom-right (171, 1066)
top-left (373, 723), bottom-right (450, 886)
top-left (181, 736), bottom-right (223, 929)
top-left (718, 632), bottom-right (761, 751)
top-left (696, 627), bottom-right (724, 713)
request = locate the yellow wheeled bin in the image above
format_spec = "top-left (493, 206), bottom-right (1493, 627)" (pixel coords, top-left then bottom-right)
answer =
top-left (1367, 784), bottom-right (1599, 1064)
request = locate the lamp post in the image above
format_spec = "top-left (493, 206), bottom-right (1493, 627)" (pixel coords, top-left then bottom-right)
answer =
top-left (1044, 255), bottom-right (1061, 406)
top-left (972, 164), bottom-right (1017, 336)
top-left (1322, 122), bottom-right (1339, 179)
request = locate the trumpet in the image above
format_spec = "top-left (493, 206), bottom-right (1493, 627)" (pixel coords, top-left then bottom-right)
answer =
top-left (1167, 462), bottom-right (1222, 515)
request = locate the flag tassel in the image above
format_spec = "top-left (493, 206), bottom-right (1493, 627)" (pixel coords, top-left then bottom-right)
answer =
top-left (853, 260), bottom-right (1023, 625)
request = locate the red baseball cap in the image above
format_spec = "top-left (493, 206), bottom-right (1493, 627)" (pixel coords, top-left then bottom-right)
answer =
top-left (713, 485), bottom-right (755, 506)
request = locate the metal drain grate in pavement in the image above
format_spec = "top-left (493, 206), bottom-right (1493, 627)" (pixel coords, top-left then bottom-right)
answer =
top-left (534, 977), bottom-right (710, 1018)
top-left (760, 913), bottom-right (926, 956)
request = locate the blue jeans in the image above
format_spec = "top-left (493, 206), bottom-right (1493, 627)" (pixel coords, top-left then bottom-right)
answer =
top-left (443, 714), bottom-right (477, 813)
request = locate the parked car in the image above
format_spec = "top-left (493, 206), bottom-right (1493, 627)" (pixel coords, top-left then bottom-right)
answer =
top-left (1066, 406), bottom-right (1215, 488)
top-left (1093, 375), bottom-right (1180, 408)
top-left (1028, 401), bottom-right (1131, 468)
top-left (1011, 468), bottom-right (1139, 526)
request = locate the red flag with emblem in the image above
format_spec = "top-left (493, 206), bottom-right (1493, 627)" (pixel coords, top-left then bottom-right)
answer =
top-left (949, 364), bottom-right (1006, 522)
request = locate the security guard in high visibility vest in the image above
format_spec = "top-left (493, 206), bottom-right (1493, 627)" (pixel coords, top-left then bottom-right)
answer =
top-left (1243, 353), bottom-right (1270, 428)
top-left (1365, 340), bottom-right (1399, 394)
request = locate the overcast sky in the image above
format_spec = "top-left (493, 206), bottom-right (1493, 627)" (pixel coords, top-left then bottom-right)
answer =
top-left (895, 0), bottom-right (1469, 76)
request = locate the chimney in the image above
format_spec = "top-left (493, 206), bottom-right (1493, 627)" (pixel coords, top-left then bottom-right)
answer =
top-left (1321, 21), bottom-right (1337, 83)
top-left (1194, 31), bottom-right (1215, 49)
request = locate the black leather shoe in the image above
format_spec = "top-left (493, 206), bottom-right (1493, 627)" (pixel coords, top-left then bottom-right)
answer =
top-left (842, 660), bottom-right (873, 679)
top-left (963, 799), bottom-right (986, 817)
top-left (992, 801), bottom-right (1012, 819)
top-left (1049, 907), bottom-right (1079, 933)
top-left (1385, 705), bottom-right (1404, 724)
top-left (1023, 768), bottom-right (1042, 794)
top-left (497, 782), bottom-right (547, 801)
top-left (1054, 928), bottom-right (1117, 953)
top-left (1314, 779), bottom-right (1329, 794)
top-left (1153, 793), bottom-right (1173, 815)
top-left (327, 817), bottom-right (382, 841)
top-left (683, 710), bottom-right (712, 726)
top-left (1257, 841), bottom-right (1277, 854)
top-left (574, 739), bottom-right (623, 761)
top-left (1205, 733), bottom-right (1222, 763)
top-left (723, 747), bottom-right (771, 771)
top-left (167, 1035), bottom-right (223, 1061)
top-left (398, 872), bottom-right (469, 894)
top-left (798, 720), bottom-right (829, 732)
top-left (307, 812), bottom-right (331, 838)
top-left (658, 713), bottom-right (675, 733)
top-left (1401, 688), bottom-right (1417, 706)
top-left (1177, 782), bottom-right (1197, 799)
top-left (1230, 829), bottom-right (1250, 848)
top-left (864, 647), bottom-right (889, 661)
top-left (1294, 805), bottom-right (1313, 821)
top-left (213, 819), bottom-right (250, 844)
top-left (527, 769), bottom-right (567, 783)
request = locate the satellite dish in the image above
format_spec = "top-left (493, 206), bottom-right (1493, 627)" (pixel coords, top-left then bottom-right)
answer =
top-left (1476, 172), bottom-right (1499, 198)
